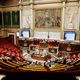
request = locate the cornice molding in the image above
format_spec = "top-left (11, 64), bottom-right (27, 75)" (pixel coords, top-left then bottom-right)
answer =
top-left (0, 0), bottom-right (79, 8)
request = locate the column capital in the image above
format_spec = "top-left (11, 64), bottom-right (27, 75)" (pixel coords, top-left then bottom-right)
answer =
top-left (30, 3), bottom-right (34, 10)
top-left (62, 1), bottom-right (66, 7)
top-left (18, 5), bottom-right (23, 10)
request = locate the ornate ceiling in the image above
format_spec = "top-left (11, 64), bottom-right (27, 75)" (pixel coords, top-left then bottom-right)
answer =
top-left (0, 0), bottom-right (79, 5)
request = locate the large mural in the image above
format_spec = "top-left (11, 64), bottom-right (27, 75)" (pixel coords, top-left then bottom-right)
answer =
top-left (35, 9), bottom-right (61, 28)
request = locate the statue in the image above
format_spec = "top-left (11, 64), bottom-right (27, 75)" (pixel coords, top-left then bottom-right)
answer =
top-left (67, 9), bottom-right (78, 29)
top-left (68, 13), bottom-right (74, 29)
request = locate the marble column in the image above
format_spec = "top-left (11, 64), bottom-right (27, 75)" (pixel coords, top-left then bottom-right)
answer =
top-left (79, 1), bottom-right (80, 30)
top-left (30, 0), bottom-right (34, 37)
top-left (19, 0), bottom-right (23, 29)
top-left (62, 2), bottom-right (65, 30)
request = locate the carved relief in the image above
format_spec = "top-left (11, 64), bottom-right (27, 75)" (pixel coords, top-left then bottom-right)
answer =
top-left (23, 8), bottom-right (31, 28)
top-left (65, 7), bottom-right (79, 30)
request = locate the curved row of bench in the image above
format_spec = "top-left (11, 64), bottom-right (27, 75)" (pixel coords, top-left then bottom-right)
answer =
top-left (0, 38), bottom-right (80, 72)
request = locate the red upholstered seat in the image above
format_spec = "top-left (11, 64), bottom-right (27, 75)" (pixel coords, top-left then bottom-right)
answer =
top-left (0, 48), bottom-right (4, 53)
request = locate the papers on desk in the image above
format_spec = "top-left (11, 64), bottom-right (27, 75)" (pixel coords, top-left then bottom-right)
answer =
top-left (34, 31), bottom-right (48, 39)
top-left (49, 32), bottom-right (61, 40)
top-left (34, 31), bottom-right (61, 40)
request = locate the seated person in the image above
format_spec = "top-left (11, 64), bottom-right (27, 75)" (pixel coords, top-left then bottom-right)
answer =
top-left (0, 53), bottom-right (5, 60)
top-left (77, 53), bottom-right (80, 60)
top-left (35, 49), bottom-right (39, 55)
top-left (42, 49), bottom-right (48, 57)
top-left (63, 54), bottom-right (72, 64)
top-left (71, 54), bottom-right (77, 62)
top-left (4, 54), bottom-right (11, 60)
